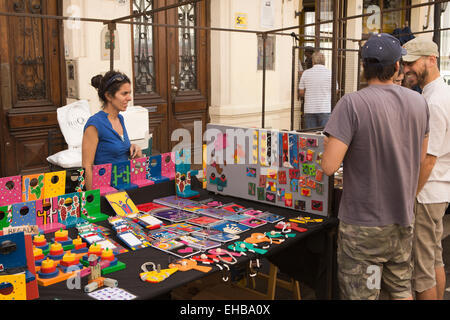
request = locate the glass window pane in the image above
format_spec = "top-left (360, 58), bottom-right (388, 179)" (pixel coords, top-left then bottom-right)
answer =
top-left (13, 0), bottom-right (47, 101)
top-left (133, 0), bottom-right (156, 95)
top-left (363, 0), bottom-right (381, 34)
top-left (383, 0), bottom-right (403, 33)
top-left (178, 1), bottom-right (197, 91)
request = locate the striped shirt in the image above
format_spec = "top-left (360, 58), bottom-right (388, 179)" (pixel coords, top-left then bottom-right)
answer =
top-left (299, 64), bottom-right (333, 114)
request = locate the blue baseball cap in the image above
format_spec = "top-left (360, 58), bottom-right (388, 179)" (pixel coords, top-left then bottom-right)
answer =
top-left (361, 33), bottom-right (407, 66)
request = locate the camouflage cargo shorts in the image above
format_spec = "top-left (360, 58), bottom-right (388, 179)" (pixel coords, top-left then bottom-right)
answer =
top-left (337, 220), bottom-right (414, 300)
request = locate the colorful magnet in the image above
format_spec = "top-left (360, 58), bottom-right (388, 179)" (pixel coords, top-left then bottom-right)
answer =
top-left (306, 178), bottom-right (316, 189)
top-left (306, 149), bottom-right (315, 162)
top-left (284, 193), bottom-right (293, 207)
top-left (316, 183), bottom-right (324, 195)
top-left (294, 200), bottom-right (306, 211)
top-left (257, 187), bottom-right (265, 201)
top-left (267, 131), bottom-right (272, 167)
top-left (246, 167), bottom-right (257, 178)
top-left (308, 164), bottom-right (316, 177)
top-left (267, 169), bottom-right (277, 180)
top-left (260, 130), bottom-right (268, 167)
top-left (209, 172), bottom-right (217, 185)
top-left (248, 183), bottom-right (256, 196)
top-left (290, 179), bottom-right (299, 192)
top-left (266, 181), bottom-right (277, 192)
top-left (301, 188), bottom-right (311, 197)
top-left (281, 132), bottom-right (290, 168)
top-left (216, 174), bottom-right (227, 192)
top-left (252, 130), bottom-right (259, 165)
top-left (302, 163), bottom-right (310, 175)
top-left (265, 192), bottom-right (276, 203)
top-left (316, 152), bottom-right (323, 165)
top-left (306, 138), bottom-right (318, 147)
top-left (315, 169), bottom-right (323, 182)
top-left (289, 134), bottom-right (299, 169)
top-left (289, 169), bottom-right (300, 180)
top-left (299, 176), bottom-right (306, 188)
top-left (299, 137), bottom-right (307, 149)
top-left (278, 171), bottom-right (287, 184)
top-left (259, 175), bottom-right (267, 188)
top-left (299, 151), bottom-right (306, 164)
top-left (311, 200), bottom-right (323, 212)
top-left (277, 188), bottom-right (285, 202)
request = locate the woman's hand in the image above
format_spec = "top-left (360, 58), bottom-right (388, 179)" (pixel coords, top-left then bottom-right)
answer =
top-left (130, 144), bottom-right (143, 159)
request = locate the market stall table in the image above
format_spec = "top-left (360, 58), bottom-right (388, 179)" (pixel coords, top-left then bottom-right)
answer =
top-left (36, 178), bottom-right (338, 300)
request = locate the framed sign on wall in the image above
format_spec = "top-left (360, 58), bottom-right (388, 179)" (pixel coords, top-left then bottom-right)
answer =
top-left (257, 34), bottom-right (275, 70)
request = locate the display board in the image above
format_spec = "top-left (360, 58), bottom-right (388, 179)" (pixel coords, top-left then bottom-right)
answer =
top-left (206, 124), bottom-right (331, 216)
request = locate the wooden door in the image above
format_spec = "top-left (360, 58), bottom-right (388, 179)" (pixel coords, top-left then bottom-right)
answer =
top-left (0, 0), bottom-right (66, 176)
top-left (131, 0), bottom-right (209, 156)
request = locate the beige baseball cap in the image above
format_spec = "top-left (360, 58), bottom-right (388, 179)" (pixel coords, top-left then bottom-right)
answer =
top-left (402, 37), bottom-right (439, 62)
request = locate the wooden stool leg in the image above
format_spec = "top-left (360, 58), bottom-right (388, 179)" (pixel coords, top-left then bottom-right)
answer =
top-left (292, 279), bottom-right (302, 300)
top-left (266, 263), bottom-right (278, 300)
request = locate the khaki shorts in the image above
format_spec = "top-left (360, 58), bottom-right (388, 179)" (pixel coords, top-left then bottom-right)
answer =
top-left (412, 201), bottom-right (449, 293)
top-left (337, 220), bottom-right (414, 300)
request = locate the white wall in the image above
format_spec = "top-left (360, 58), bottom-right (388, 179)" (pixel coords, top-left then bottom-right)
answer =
top-left (63, 0), bottom-right (133, 114)
top-left (209, 0), bottom-right (301, 130)
top-left (344, 0), bottom-right (362, 94)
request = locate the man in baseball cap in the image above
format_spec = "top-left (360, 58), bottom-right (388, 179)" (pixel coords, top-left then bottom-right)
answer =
top-left (402, 37), bottom-right (439, 88)
top-left (361, 33), bottom-right (407, 66)
top-left (403, 37), bottom-right (450, 301)
top-left (322, 33), bottom-right (429, 300)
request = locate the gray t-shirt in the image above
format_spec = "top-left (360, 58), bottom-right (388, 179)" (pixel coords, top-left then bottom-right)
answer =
top-left (324, 84), bottom-right (429, 227)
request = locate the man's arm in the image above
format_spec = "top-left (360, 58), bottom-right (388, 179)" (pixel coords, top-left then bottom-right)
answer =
top-left (416, 135), bottom-right (433, 196)
top-left (299, 89), bottom-right (305, 97)
top-left (322, 135), bottom-right (349, 176)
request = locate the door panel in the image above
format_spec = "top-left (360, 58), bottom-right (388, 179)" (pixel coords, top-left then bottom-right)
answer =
top-left (11, 129), bottom-right (52, 175)
top-left (0, 0), bottom-right (66, 176)
top-left (132, 0), bottom-right (209, 155)
top-left (147, 104), bottom-right (169, 153)
top-left (167, 0), bottom-right (208, 152)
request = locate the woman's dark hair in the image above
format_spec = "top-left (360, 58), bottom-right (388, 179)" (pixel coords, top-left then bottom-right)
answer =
top-left (362, 58), bottom-right (398, 82)
top-left (91, 71), bottom-right (131, 105)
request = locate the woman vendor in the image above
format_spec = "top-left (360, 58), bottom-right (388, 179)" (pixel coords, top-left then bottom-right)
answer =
top-left (82, 71), bottom-right (142, 190)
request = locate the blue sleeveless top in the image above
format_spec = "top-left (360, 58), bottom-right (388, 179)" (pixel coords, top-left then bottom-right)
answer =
top-left (83, 110), bottom-right (131, 165)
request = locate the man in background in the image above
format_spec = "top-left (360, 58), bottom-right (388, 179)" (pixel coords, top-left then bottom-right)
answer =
top-left (299, 51), bottom-right (334, 129)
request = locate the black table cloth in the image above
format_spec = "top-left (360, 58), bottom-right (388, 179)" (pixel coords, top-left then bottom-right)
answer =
top-left (37, 178), bottom-right (338, 300)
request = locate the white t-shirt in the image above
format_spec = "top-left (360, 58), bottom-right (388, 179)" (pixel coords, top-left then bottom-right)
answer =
top-left (417, 76), bottom-right (450, 204)
top-left (299, 64), bottom-right (333, 114)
